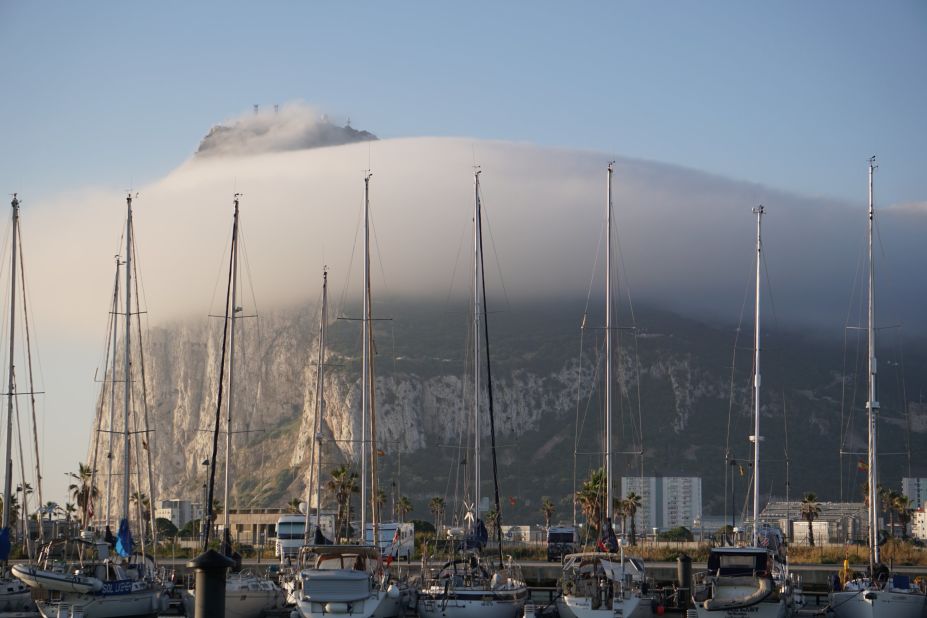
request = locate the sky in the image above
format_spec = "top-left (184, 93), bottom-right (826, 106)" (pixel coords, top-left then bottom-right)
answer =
top-left (0, 1), bottom-right (924, 509)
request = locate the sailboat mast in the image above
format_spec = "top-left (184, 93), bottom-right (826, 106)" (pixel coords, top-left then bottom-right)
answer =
top-left (361, 172), bottom-right (371, 540)
top-left (605, 163), bottom-right (613, 527)
top-left (309, 269), bottom-right (328, 541)
top-left (866, 156), bottom-right (879, 570)
top-left (2, 195), bottom-right (19, 533)
top-left (224, 195), bottom-right (241, 537)
top-left (107, 257), bottom-right (121, 530)
top-left (122, 193), bottom-right (134, 522)
top-left (473, 169), bottom-right (482, 521)
top-left (752, 205), bottom-right (764, 545)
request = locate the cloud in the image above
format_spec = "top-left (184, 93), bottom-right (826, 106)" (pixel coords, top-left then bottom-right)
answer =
top-left (194, 102), bottom-right (376, 158)
top-left (20, 134), bottom-right (927, 343)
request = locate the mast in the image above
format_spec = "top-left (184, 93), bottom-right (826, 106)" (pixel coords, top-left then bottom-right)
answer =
top-left (866, 156), bottom-right (879, 570)
top-left (2, 195), bottom-right (19, 534)
top-left (107, 257), bottom-right (121, 529)
top-left (473, 168), bottom-right (482, 523)
top-left (751, 205), bottom-right (764, 545)
top-left (122, 193), bottom-right (133, 522)
top-left (360, 172), bottom-right (371, 540)
top-left (605, 163), bottom-right (614, 529)
top-left (306, 269), bottom-right (328, 542)
top-left (223, 194), bottom-right (241, 544)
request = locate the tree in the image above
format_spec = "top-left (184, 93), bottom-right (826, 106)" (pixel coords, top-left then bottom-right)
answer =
top-left (613, 497), bottom-right (628, 537)
top-left (63, 502), bottom-right (77, 522)
top-left (0, 494), bottom-right (20, 525)
top-left (894, 493), bottom-right (913, 540)
top-left (287, 497), bottom-right (303, 513)
top-left (428, 497), bottom-right (445, 538)
top-left (486, 509), bottom-right (500, 541)
top-left (800, 492), bottom-right (821, 547)
top-left (326, 465), bottom-right (358, 541)
top-left (396, 496), bottom-right (413, 523)
top-left (575, 468), bottom-right (605, 538)
top-left (658, 526), bottom-right (694, 542)
top-left (540, 497), bottom-right (556, 530)
top-left (155, 517), bottom-right (178, 538)
top-left (68, 462), bottom-right (99, 527)
top-left (43, 501), bottom-right (59, 522)
top-left (625, 492), bottom-right (642, 546)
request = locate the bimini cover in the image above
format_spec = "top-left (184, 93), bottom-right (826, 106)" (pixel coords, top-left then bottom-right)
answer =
top-left (115, 518), bottom-right (134, 558)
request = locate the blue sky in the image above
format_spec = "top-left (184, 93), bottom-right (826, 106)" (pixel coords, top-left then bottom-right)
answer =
top-left (1, 1), bottom-right (924, 206)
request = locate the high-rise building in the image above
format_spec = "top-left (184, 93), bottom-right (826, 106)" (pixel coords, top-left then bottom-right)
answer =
top-left (620, 476), bottom-right (702, 533)
top-left (902, 478), bottom-right (927, 509)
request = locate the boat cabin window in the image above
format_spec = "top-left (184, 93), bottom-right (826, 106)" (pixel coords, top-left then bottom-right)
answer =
top-left (316, 554), bottom-right (346, 570)
top-left (708, 551), bottom-right (765, 576)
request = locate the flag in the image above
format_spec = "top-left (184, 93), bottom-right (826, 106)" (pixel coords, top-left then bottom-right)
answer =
top-left (377, 449), bottom-right (385, 457)
top-left (596, 538), bottom-right (608, 552)
top-left (392, 527), bottom-right (401, 544)
top-left (857, 460), bottom-right (868, 472)
top-left (509, 496), bottom-right (516, 506)
top-left (115, 518), bottom-right (134, 558)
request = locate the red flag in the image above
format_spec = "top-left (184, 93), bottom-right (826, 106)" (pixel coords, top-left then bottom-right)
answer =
top-left (509, 496), bottom-right (516, 506)
top-left (858, 460), bottom-right (867, 472)
top-left (385, 555), bottom-right (394, 567)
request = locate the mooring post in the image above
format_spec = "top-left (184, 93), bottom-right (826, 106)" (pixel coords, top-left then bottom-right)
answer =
top-left (188, 549), bottom-right (234, 618)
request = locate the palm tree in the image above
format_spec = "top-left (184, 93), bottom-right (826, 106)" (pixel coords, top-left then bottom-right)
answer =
top-left (800, 492), bottom-right (821, 547)
top-left (575, 468), bottom-right (605, 538)
top-left (287, 497), bottom-right (303, 513)
top-left (894, 493), bottom-right (913, 539)
top-left (43, 501), bottom-right (59, 522)
top-left (486, 509), bottom-right (500, 541)
top-left (540, 497), bottom-right (556, 530)
top-left (625, 492), bottom-right (642, 546)
top-left (326, 465), bottom-right (359, 541)
top-left (878, 486), bottom-right (894, 537)
top-left (613, 497), bottom-right (628, 537)
top-left (396, 496), bottom-right (413, 523)
top-left (0, 494), bottom-right (20, 526)
top-left (374, 489), bottom-right (387, 517)
top-left (68, 462), bottom-right (99, 527)
top-left (64, 502), bottom-right (77, 522)
top-left (428, 497), bottom-right (445, 538)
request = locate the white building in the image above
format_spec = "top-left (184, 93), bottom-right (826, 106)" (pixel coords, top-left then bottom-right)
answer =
top-left (620, 476), bottom-right (702, 533)
top-left (155, 499), bottom-right (201, 529)
top-left (912, 509), bottom-right (927, 541)
top-left (902, 478), bottom-right (927, 509)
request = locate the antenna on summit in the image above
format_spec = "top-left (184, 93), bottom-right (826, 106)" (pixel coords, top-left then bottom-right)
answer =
top-left (253, 104), bottom-right (259, 116)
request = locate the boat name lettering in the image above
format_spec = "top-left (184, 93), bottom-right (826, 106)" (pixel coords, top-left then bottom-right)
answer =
top-left (100, 579), bottom-right (134, 595)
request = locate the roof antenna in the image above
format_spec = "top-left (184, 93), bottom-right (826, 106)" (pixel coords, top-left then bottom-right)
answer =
top-left (253, 104), bottom-right (259, 116)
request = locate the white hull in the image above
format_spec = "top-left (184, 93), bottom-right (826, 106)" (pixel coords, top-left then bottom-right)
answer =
top-left (831, 588), bottom-right (926, 618)
top-left (418, 586), bottom-right (527, 618)
top-left (556, 594), bottom-right (640, 618)
top-left (294, 589), bottom-right (400, 618)
top-left (36, 589), bottom-right (165, 618)
top-left (694, 600), bottom-right (787, 618)
top-left (12, 565), bottom-right (101, 594)
top-left (180, 574), bottom-right (285, 618)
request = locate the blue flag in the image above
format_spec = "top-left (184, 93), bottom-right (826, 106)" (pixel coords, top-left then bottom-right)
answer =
top-left (115, 518), bottom-right (134, 557)
top-left (0, 527), bottom-right (10, 561)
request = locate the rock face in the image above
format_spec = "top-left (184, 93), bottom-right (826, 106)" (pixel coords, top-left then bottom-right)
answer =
top-left (87, 300), bottom-right (926, 521)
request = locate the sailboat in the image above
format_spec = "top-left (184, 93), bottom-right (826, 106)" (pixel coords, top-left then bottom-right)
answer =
top-left (15, 193), bottom-right (167, 617)
top-left (416, 169), bottom-right (528, 618)
top-left (0, 195), bottom-right (41, 615)
top-left (829, 158), bottom-right (926, 617)
top-left (557, 164), bottom-right (644, 618)
top-left (291, 173), bottom-right (403, 618)
top-left (691, 205), bottom-right (799, 618)
top-left (181, 195), bottom-right (284, 617)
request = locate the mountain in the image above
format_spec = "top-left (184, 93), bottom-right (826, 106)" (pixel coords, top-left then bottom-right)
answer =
top-left (87, 297), bottom-right (927, 526)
